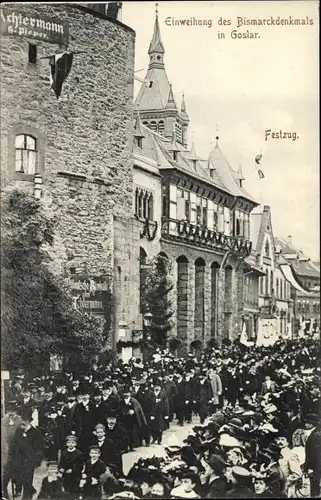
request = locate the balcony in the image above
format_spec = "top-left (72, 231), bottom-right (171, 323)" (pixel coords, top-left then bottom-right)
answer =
top-left (161, 217), bottom-right (252, 256)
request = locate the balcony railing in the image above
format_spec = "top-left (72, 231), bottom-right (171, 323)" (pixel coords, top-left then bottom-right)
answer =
top-left (161, 217), bottom-right (252, 256)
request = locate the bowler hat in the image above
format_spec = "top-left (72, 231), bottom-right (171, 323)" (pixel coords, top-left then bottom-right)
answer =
top-left (206, 454), bottom-right (227, 474)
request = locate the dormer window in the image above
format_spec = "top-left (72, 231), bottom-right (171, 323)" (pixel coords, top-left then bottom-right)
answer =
top-left (265, 239), bottom-right (270, 257)
top-left (173, 151), bottom-right (177, 161)
top-left (137, 137), bottom-right (143, 149)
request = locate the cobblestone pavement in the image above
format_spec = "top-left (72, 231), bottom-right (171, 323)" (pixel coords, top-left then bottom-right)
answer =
top-left (7, 417), bottom-right (200, 499)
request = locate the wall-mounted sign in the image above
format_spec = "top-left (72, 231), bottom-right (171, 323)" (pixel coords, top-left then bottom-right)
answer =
top-left (1, 7), bottom-right (69, 45)
top-left (66, 277), bottom-right (108, 314)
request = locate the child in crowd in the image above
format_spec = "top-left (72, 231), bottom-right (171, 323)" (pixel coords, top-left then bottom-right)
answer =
top-left (58, 434), bottom-right (84, 499)
top-left (79, 445), bottom-right (107, 500)
top-left (38, 462), bottom-right (65, 500)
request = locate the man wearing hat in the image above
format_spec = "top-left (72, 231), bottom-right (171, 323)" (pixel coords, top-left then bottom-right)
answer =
top-left (101, 381), bottom-right (121, 414)
top-left (103, 410), bottom-right (128, 475)
top-left (119, 387), bottom-right (147, 451)
top-left (132, 379), bottom-right (153, 447)
top-left (163, 371), bottom-right (178, 426)
top-left (303, 413), bottom-right (321, 497)
top-left (149, 379), bottom-right (170, 445)
top-left (225, 466), bottom-right (254, 498)
top-left (174, 370), bottom-right (187, 426)
top-left (195, 370), bottom-right (212, 424)
top-left (7, 407), bottom-right (43, 499)
top-left (202, 454), bottom-right (229, 498)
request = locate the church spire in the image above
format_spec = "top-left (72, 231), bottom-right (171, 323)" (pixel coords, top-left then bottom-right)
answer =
top-left (148, 3), bottom-right (165, 68)
top-left (165, 84), bottom-right (177, 109)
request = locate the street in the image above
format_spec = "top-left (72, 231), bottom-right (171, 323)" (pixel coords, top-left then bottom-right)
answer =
top-left (25, 418), bottom-right (199, 499)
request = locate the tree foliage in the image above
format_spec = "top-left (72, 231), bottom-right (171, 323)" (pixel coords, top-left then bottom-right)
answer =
top-left (141, 253), bottom-right (175, 348)
top-left (1, 188), bottom-right (105, 373)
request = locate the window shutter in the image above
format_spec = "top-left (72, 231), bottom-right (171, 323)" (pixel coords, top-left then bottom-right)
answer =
top-left (208, 199), bottom-right (214, 229)
top-left (177, 197), bottom-right (185, 220)
top-left (169, 184), bottom-right (177, 203)
top-left (169, 202), bottom-right (177, 219)
top-left (190, 192), bottom-right (196, 223)
top-left (224, 207), bottom-right (230, 235)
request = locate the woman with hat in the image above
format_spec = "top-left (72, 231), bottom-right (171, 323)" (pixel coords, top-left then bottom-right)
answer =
top-left (259, 443), bottom-right (287, 496)
top-left (252, 470), bottom-right (274, 498)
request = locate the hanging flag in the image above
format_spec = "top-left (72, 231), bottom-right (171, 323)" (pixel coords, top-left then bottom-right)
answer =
top-left (49, 52), bottom-right (74, 99)
top-left (240, 322), bottom-right (254, 347)
top-left (255, 153), bottom-right (265, 179)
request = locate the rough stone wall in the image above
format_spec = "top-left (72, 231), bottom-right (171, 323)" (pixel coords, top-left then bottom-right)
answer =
top-left (1, 3), bottom-right (135, 343)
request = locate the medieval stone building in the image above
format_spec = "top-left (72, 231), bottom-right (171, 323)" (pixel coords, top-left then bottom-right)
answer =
top-left (1, 3), bottom-right (138, 349)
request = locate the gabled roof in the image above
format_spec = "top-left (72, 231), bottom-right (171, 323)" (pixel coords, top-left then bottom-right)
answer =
top-left (133, 124), bottom-right (257, 201)
top-left (208, 145), bottom-right (257, 202)
top-left (292, 259), bottom-right (320, 279)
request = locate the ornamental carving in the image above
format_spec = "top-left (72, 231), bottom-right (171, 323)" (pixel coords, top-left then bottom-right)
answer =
top-left (161, 217), bottom-right (252, 256)
top-left (140, 218), bottom-right (158, 241)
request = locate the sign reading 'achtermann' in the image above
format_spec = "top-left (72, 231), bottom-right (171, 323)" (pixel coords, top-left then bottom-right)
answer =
top-left (0, 7), bottom-right (69, 45)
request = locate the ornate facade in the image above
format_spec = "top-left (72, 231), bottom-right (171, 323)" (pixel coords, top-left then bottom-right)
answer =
top-left (132, 12), bottom-right (262, 351)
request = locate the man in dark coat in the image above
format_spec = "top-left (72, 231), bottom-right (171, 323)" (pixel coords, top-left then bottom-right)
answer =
top-left (163, 372), bottom-right (177, 425)
top-left (303, 413), bottom-right (321, 497)
top-left (119, 387), bottom-right (147, 451)
top-left (133, 380), bottom-right (153, 446)
top-left (74, 391), bottom-right (93, 453)
top-left (195, 370), bottom-right (212, 424)
top-left (89, 388), bottom-right (107, 429)
top-left (8, 407), bottom-right (43, 499)
top-left (174, 371), bottom-right (186, 426)
top-left (101, 383), bottom-right (121, 414)
top-left (149, 380), bottom-right (170, 444)
top-left (103, 411), bottom-right (129, 474)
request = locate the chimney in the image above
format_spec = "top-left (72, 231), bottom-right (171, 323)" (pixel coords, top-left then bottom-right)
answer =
top-left (287, 235), bottom-right (292, 245)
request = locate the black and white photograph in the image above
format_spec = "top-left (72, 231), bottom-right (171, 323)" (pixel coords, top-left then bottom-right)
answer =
top-left (1, 1), bottom-right (320, 499)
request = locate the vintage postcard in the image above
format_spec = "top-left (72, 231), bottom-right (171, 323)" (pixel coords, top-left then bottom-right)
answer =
top-left (1, 1), bottom-right (320, 499)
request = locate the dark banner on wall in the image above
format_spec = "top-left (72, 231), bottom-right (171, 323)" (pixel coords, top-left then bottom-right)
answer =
top-left (0, 7), bottom-right (69, 45)
top-left (65, 277), bottom-right (109, 314)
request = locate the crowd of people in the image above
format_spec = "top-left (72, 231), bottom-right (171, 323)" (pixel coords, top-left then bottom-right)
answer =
top-left (1, 337), bottom-right (321, 500)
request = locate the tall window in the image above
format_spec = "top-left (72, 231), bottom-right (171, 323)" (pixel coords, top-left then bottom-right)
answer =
top-left (135, 188), bottom-right (153, 220)
top-left (276, 278), bottom-right (279, 298)
top-left (265, 239), bottom-right (270, 257)
top-left (15, 134), bottom-right (37, 174)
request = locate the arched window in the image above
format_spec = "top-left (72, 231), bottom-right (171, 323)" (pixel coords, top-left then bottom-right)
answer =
top-left (147, 193), bottom-right (153, 220)
top-left (15, 134), bottom-right (37, 174)
top-left (158, 121), bottom-right (165, 136)
top-left (150, 121), bottom-right (157, 132)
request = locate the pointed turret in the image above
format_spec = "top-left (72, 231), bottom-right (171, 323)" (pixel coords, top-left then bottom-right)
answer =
top-left (165, 84), bottom-right (177, 110)
top-left (188, 141), bottom-right (198, 170)
top-left (133, 110), bottom-right (145, 140)
top-left (180, 93), bottom-right (189, 120)
top-left (148, 4), bottom-right (165, 69)
top-left (188, 141), bottom-right (198, 161)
